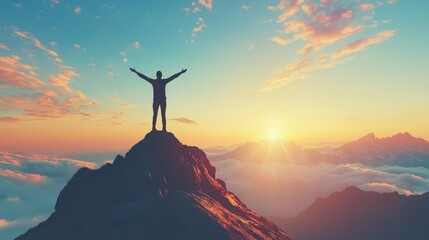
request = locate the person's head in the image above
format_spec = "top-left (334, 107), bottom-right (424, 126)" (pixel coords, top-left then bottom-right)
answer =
top-left (156, 71), bottom-right (162, 79)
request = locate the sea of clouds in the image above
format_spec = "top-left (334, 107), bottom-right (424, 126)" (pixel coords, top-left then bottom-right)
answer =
top-left (0, 151), bottom-right (104, 240)
top-left (1, 149), bottom-right (429, 239)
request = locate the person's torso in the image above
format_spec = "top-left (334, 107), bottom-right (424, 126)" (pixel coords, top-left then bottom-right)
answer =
top-left (152, 80), bottom-right (167, 101)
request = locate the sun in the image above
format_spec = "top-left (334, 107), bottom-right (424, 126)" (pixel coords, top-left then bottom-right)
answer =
top-left (267, 128), bottom-right (280, 142)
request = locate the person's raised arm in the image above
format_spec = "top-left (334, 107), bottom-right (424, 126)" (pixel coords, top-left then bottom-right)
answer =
top-left (165, 68), bottom-right (187, 83)
top-left (130, 68), bottom-right (154, 84)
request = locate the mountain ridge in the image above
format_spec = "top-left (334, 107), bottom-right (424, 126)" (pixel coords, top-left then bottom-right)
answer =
top-left (210, 132), bottom-right (429, 167)
top-left (274, 186), bottom-right (429, 240)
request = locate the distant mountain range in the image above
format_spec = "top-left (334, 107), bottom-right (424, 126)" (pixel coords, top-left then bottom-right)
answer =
top-left (210, 132), bottom-right (429, 167)
top-left (210, 141), bottom-right (323, 165)
top-left (272, 186), bottom-right (429, 240)
top-left (330, 132), bottom-right (429, 167)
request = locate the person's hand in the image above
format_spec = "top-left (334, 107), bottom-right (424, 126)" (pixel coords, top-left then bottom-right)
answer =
top-left (130, 67), bottom-right (136, 72)
top-left (181, 68), bottom-right (187, 74)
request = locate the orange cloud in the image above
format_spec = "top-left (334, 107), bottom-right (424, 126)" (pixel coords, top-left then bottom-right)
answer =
top-left (277, 0), bottom-right (306, 22)
top-left (14, 31), bottom-right (59, 57)
top-left (0, 88), bottom-right (97, 120)
top-left (2, 30), bottom-right (98, 121)
top-left (0, 168), bottom-right (46, 183)
top-left (285, 11), bottom-right (365, 54)
top-left (267, 6), bottom-right (277, 11)
top-left (199, 0), bottom-right (213, 10)
top-left (193, 17), bottom-right (206, 33)
top-left (271, 36), bottom-right (293, 46)
top-left (0, 151), bottom-right (97, 169)
top-left (360, 3), bottom-right (375, 11)
top-left (0, 55), bottom-right (45, 89)
top-left (301, 4), bottom-right (318, 16)
top-left (0, 151), bottom-right (21, 166)
top-left (27, 90), bottom-right (97, 119)
top-left (0, 219), bottom-right (13, 228)
top-left (262, 54), bottom-right (341, 91)
top-left (0, 94), bottom-right (32, 111)
top-left (170, 117), bottom-right (198, 125)
top-left (333, 30), bottom-right (395, 58)
top-left (111, 111), bottom-right (125, 119)
top-left (50, 69), bottom-right (80, 92)
top-left (27, 155), bottom-right (97, 169)
top-left (193, 24), bottom-right (206, 33)
top-left (0, 117), bottom-right (23, 123)
top-left (367, 182), bottom-right (413, 196)
top-left (110, 111), bottom-right (125, 125)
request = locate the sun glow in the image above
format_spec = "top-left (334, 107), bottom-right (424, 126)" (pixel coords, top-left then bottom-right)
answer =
top-left (267, 128), bottom-right (280, 142)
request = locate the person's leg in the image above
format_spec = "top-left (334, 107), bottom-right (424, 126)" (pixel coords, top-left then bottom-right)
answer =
top-left (152, 102), bottom-right (160, 131)
top-left (161, 101), bottom-right (167, 131)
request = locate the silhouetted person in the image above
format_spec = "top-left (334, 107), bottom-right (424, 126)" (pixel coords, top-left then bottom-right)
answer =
top-left (130, 67), bottom-right (187, 132)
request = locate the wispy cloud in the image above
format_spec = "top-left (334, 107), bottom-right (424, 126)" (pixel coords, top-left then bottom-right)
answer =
top-left (360, 3), bottom-right (375, 11)
top-left (263, 0), bottom-right (396, 91)
top-left (110, 111), bottom-right (125, 125)
top-left (193, 17), bottom-right (207, 33)
top-left (184, 2), bottom-right (202, 14)
top-left (249, 42), bottom-right (256, 51)
top-left (131, 41), bottom-right (140, 49)
top-left (0, 168), bottom-right (46, 183)
top-left (277, 0), bottom-right (306, 22)
top-left (185, 1), bottom-right (213, 42)
top-left (366, 182), bottom-right (413, 195)
top-left (262, 54), bottom-right (341, 91)
top-left (14, 31), bottom-right (59, 57)
top-left (0, 117), bottom-right (24, 123)
top-left (270, 36), bottom-right (293, 46)
top-left (241, 5), bottom-right (251, 11)
top-left (262, 29), bottom-right (394, 91)
top-left (0, 151), bottom-right (97, 170)
top-left (267, 6), bottom-right (277, 11)
top-left (170, 117), bottom-right (198, 125)
top-left (333, 30), bottom-right (395, 58)
top-left (0, 44), bottom-right (10, 50)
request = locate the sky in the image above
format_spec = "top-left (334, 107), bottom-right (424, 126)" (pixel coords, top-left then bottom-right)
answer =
top-left (1, 0), bottom-right (429, 153)
top-left (1, 1), bottom-right (429, 238)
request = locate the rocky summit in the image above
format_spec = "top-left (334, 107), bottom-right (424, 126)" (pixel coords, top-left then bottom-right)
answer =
top-left (17, 131), bottom-right (290, 240)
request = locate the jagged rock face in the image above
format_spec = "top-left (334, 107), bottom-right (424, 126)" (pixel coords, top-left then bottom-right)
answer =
top-left (17, 131), bottom-right (290, 240)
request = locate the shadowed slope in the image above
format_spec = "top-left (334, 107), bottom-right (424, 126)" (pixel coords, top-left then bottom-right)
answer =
top-left (275, 186), bottom-right (429, 240)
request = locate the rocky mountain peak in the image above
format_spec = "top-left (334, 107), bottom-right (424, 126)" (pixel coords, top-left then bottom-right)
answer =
top-left (18, 131), bottom-right (290, 240)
